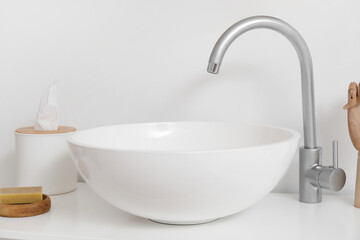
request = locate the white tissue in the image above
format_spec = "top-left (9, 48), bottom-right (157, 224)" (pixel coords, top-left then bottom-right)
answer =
top-left (34, 82), bottom-right (59, 131)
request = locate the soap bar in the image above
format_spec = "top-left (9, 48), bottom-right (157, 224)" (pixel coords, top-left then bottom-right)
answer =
top-left (0, 186), bottom-right (43, 204)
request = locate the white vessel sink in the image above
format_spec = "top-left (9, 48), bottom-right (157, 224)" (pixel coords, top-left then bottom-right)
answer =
top-left (67, 122), bottom-right (300, 225)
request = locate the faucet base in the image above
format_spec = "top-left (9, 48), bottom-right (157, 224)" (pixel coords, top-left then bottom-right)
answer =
top-left (299, 147), bottom-right (322, 203)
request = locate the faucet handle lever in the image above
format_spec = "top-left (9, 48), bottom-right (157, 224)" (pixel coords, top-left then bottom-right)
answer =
top-left (332, 140), bottom-right (338, 168)
top-left (317, 140), bottom-right (345, 191)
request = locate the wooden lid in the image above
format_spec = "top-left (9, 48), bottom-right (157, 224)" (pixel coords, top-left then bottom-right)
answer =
top-left (0, 194), bottom-right (51, 217)
top-left (15, 126), bottom-right (76, 135)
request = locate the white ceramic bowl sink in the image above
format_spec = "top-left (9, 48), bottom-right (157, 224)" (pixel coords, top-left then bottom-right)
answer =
top-left (68, 122), bottom-right (300, 225)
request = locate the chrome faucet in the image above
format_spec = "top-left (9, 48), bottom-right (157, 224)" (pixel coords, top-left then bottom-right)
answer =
top-left (207, 16), bottom-right (346, 203)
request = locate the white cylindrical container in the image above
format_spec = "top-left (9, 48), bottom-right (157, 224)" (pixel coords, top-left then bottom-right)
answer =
top-left (15, 126), bottom-right (77, 195)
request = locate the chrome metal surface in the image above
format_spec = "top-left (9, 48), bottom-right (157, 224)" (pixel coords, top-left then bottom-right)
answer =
top-left (332, 140), bottom-right (338, 168)
top-left (207, 16), bottom-right (316, 148)
top-left (206, 15), bottom-right (346, 203)
top-left (207, 62), bottom-right (220, 74)
top-left (299, 147), bottom-right (321, 203)
top-left (318, 167), bottom-right (346, 191)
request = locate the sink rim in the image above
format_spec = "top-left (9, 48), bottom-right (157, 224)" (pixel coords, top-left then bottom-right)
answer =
top-left (67, 121), bottom-right (300, 153)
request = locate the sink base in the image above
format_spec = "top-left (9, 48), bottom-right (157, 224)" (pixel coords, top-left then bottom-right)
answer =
top-left (148, 218), bottom-right (219, 225)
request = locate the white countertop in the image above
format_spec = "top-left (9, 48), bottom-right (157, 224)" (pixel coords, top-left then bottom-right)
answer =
top-left (0, 183), bottom-right (359, 240)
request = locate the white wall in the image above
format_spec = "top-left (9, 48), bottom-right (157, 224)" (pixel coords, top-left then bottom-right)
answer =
top-left (1, 0), bottom-right (359, 195)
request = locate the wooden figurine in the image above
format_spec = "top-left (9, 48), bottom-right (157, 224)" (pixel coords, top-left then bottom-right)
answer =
top-left (344, 82), bottom-right (360, 208)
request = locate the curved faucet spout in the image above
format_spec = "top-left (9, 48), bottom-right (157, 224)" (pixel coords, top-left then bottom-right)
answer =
top-left (207, 16), bottom-right (317, 149)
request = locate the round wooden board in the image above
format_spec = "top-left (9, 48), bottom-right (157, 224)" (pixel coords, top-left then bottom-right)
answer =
top-left (0, 194), bottom-right (51, 217)
top-left (15, 126), bottom-right (76, 135)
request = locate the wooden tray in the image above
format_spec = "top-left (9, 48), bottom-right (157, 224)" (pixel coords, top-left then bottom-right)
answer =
top-left (0, 194), bottom-right (51, 217)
